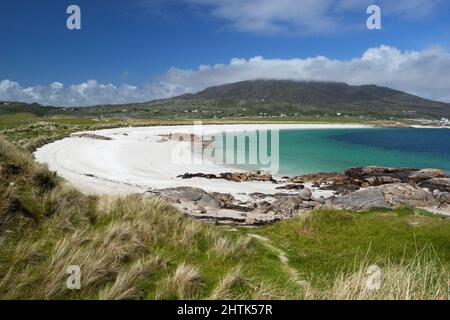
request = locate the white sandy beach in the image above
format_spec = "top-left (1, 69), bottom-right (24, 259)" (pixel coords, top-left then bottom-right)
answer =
top-left (34, 124), bottom-right (369, 197)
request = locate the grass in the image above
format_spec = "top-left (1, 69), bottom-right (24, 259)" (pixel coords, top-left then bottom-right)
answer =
top-left (0, 136), bottom-right (297, 299)
top-left (252, 209), bottom-right (450, 294)
top-left (0, 115), bottom-right (449, 300)
top-left (0, 113), bottom-right (38, 130)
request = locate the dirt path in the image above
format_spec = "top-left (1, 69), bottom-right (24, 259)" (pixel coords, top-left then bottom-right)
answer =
top-left (247, 233), bottom-right (309, 287)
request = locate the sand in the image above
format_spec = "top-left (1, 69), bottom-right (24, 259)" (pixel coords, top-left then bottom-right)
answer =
top-left (34, 124), bottom-right (369, 197)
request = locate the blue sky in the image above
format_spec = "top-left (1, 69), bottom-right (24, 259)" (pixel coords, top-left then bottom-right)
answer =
top-left (1, 0), bottom-right (450, 106)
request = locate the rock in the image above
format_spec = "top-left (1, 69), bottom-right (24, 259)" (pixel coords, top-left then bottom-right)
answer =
top-left (271, 195), bottom-right (304, 217)
top-left (219, 171), bottom-right (275, 182)
top-left (276, 184), bottom-right (304, 190)
top-left (177, 171), bottom-right (275, 183)
top-left (298, 201), bottom-right (321, 211)
top-left (419, 178), bottom-right (450, 192)
top-left (177, 173), bottom-right (218, 179)
top-left (249, 192), bottom-right (267, 199)
top-left (289, 172), bottom-right (348, 185)
top-left (256, 201), bottom-right (273, 214)
top-left (299, 187), bottom-right (313, 200)
top-left (71, 133), bottom-right (113, 141)
top-left (197, 206), bottom-right (207, 214)
top-left (344, 166), bottom-right (449, 185)
top-left (331, 183), bottom-right (438, 210)
top-left (155, 187), bottom-right (220, 209)
top-left (432, 190), bottom-right (450, 205)
top-left (409, 169), bottom-right (449, 182)
top-left (362, 176), bottom-right (402, 186)
top-left (382, 184), bottom-right (438, 207)
top-left (331, 188), bottom-right (389, 210)
top-left (245, 218), bottom-right (257, 225)
top-left (290, 172), bottom-right (360, 195)
top-left (211, 192), bottom-right (253, 212)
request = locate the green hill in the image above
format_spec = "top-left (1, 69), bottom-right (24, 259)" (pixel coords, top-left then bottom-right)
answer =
top-left (2, 80), bottom-right (450, 120)
top-left (72, 80), bottom-right (450, 120)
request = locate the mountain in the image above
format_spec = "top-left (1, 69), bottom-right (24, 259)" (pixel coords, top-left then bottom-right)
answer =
top-left (173, 80), bottom-right (450, 118)
top-left (2, 80), bottom-right (450, 120)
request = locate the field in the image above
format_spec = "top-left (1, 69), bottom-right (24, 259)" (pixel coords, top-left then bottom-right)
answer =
top-left (0, 114), bottom-right (449, 300)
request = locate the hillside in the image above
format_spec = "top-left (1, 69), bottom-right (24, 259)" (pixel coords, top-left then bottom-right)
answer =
top-left (71, 80), bottom-right (450, 120)
top-left (2, 80), bottom-right (450, 120)
top-left (0, 101), bottom-right (58, 116)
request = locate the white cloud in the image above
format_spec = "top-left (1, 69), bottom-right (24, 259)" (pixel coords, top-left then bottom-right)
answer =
top-left (185, 0), bottom-right (446, 35)
top-left (1, 45), bottom-right (450, 106)
top-left (156, 45), bottom-right (450, 102)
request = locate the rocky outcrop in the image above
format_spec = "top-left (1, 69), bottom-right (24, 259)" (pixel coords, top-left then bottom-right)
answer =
top-left (289, 172), bottom-right (349, 185)
top-left (152, 166), bottom-right (449, 225)
top-left (331, 183), bottom-right (439, 210)
top-left (289, 166), bottom-right (450, 195)
top-left (177, 171), bottom-right (275, 183)
top-left (154, 187), bottom-right (221, 209)
top-left (419, 178), bottom-right (450, 193)
top-left (345, 166), bottom-right (449, 186)
top-left (149, 185), bottom-right (317, 225)
top-left (289, 172), bottom-right (359, 195)
top-left (71, 133), bottom-right (112, 141)
top-left (276, 184), bottom-right (305, 190)
top-left (177, 173), bottom-right (218, 180)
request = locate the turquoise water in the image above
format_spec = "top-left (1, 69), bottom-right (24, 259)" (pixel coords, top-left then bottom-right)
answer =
top-left (216, 128), bottom-right (450, 176)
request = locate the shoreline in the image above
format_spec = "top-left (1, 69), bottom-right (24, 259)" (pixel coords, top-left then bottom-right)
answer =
top-left (34, 123), bottom-right (369, 197)
top-left (34, 123), bottom-right (450, 223)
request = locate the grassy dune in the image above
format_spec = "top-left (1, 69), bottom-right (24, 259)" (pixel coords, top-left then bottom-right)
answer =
top-left (0, 120), bottom-right (449, 300)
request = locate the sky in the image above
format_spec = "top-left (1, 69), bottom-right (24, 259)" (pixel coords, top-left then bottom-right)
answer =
top-left (0, 0), bottom-right (450, 106)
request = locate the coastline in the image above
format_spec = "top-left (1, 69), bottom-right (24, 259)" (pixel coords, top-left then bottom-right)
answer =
top-left (34, 123), bottom-right (369, 197)
top-left (34, 123), bottom-right (450, 223)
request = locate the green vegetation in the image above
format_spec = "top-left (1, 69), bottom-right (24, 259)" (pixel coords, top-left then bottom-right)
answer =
top-left (0, 112), bottom-right (449, 300)
top-left (0, 113), bottom-right (38, 130)
top-left (253, 209), bottom-right (450, 291)
top-left (0, 136), bottom-right (299, 299)
top-left (2, 80), bottom-right (450, 121)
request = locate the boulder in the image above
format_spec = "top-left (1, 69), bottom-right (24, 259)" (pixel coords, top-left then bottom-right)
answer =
top-left (219, 171), bottom-right (275, 182)
top-left (289, 172), bottom-right (348, 185)
top-left (344, 166), bottom-right (417, 179)
top-left (211, 192), bottom-right (253, 212)
top-left (419, 178), bottom-right (450, 193)
top-left (344, 166), bottom-right (449, 185)
top-left (409, 169), bottom-right (449, 183)
top-left (254, 201), bottom-right (273, 214)
top-left (271, 195), bottom-right (304, 217)
top-left (361, 176), bottom-right (402, 187)
top-left (154, 187), bottom-right (220, 209)
top-left (177, 171), bottom-right (275, 182)
top-left (331, 183), bottom-right (438, 210)
top-left (382, 183), bottom-right (438, 207)
top-left (177, 173), bottom-right (218, 179)
top-left (275, 184), bottom-right (305, 190)
top-left (298, 187), bottom-right (313, 200)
